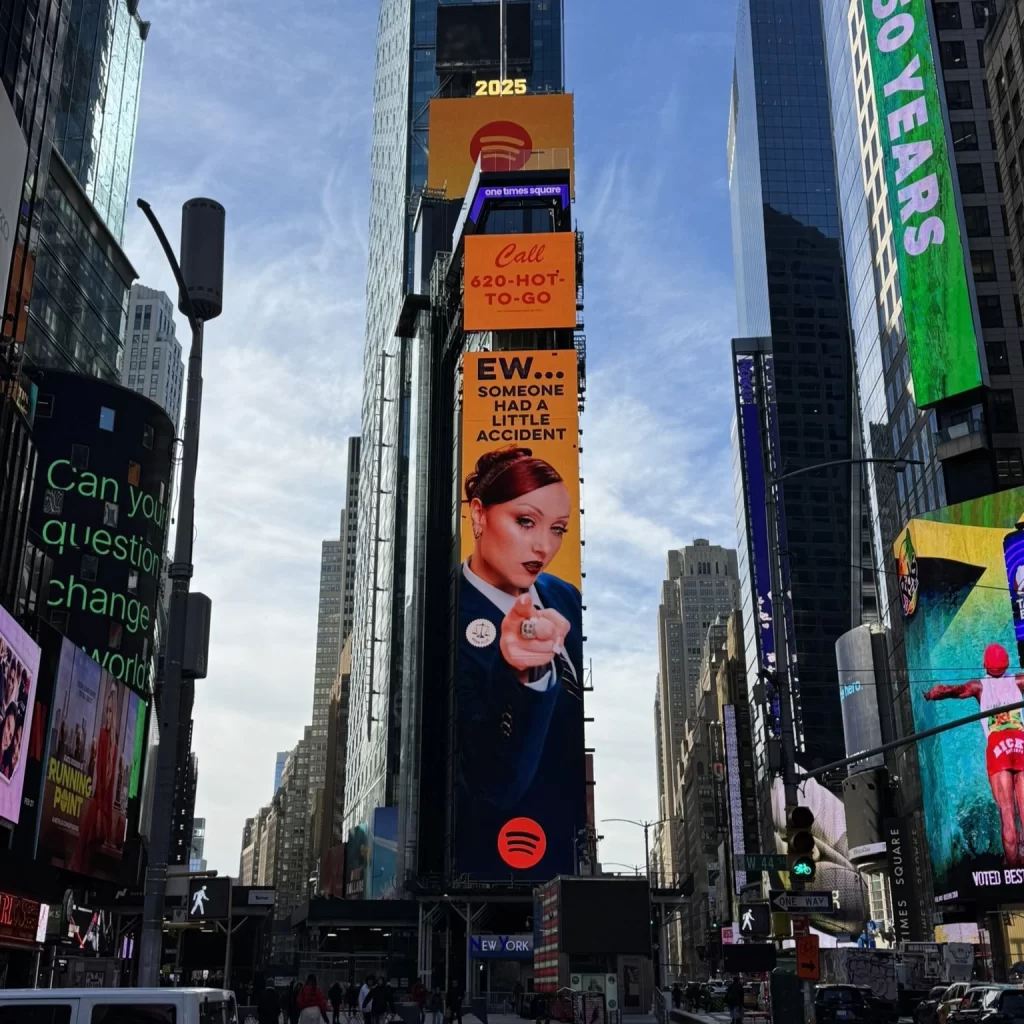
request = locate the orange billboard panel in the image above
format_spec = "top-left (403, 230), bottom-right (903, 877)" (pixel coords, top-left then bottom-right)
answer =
top-left (464, 232), bottom-right (577, 332)
top-left (427, 94), bottom-right (575, 199)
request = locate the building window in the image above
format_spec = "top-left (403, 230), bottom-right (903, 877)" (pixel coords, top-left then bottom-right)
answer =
top-left (940, 40), bottom-right (967, 70)
top-left (959, 163), bottom-right (985, 193)
top-left (934, 1), bottom-right (962, 27)
top-left (997, 448), bottom-right (1024, 485)
top-left (143, 305), bottom-right (152, 329)
top-left (987, 342), bottom-right (1010, 374)
top-left (964, 205), bottom-right (991, 236)
top-left (134, 308), bottom-right (142, 330)
top-left (974, 0), bottom-right (996, 27)
top-left (990, 390), bottom-right (1019, 432)
top-left (978, 295), bottom-right (1004, 328)
top-left (945, 79), bottom-right (973, 110)
top-left (952, 121), bottom-right (979, 151)
top-left (972, 249), bottom-right (998, 282)
top-left (99, 407), bottom-right (115, 431)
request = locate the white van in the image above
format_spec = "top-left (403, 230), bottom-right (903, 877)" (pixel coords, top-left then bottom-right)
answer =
top-left (0, 987), bottom-right (238, 1023)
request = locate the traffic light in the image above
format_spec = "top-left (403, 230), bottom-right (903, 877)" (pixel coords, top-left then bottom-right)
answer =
top-left (787, 806), bottom-right (816, 881)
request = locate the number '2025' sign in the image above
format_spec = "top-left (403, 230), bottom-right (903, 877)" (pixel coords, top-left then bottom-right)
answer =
top-left (475, 79), bottom-right (528, 96)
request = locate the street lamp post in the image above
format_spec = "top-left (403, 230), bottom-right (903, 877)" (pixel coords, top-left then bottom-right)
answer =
top-left (603, 817), bottom-right (679, 988)
top-left (136, 198), bottom-right (225, 988)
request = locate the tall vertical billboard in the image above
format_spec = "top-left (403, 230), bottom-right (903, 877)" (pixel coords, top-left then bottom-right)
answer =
top-left (862, 0), bottom-right (983, 406)
top-left (457, 349), bottom-right (585, 878)
top-left (894, 487), bottom-right (1024, 902)
top-left (37, 638), bottom-right (146, 881)
top-left (0, 604), bottom-right (40, 825)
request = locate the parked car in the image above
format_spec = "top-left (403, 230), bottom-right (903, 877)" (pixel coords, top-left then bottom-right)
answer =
top-left (939, 985), bottom-right (974, 1024)
top-left (948, 986), bottom-right (1019, 1023)
top-left (0, 988), bottom-right (237, 1023)
top-left (979, 987), bottom-right (1024, 1022)
top-left (814, 984), bottom-right (875, 1023)
top-left (917, 986), bottom-right (955, 1024)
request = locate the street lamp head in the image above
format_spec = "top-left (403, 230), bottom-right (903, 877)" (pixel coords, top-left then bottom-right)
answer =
top-left (179, 198), bottom-right (225, 321)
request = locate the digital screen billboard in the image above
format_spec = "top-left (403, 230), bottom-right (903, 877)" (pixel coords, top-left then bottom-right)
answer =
top-left (464, 232), bottom-right (577, 332)
top-left (428, 95), bottom-right (575, 199)
top-left (369, 807), bottom-right (398, 899)
top-left (37, 638), bottom-right (147, 881)
top-left (0, 603), bottom-right (40, 825)
top-left (862, 0), bottom-right (983, 406)
top-left (435, 2), bottom-right (531, 70)
top-left (30, 372), bottom-right (174, 695)
top-left (893, 487), bottom-right (1024, 902)
top-left (457, 350), bottom-right (585, 878)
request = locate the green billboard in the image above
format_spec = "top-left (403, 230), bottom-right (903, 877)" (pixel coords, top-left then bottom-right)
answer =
top-left (864, 0), bottom-right (983, 407)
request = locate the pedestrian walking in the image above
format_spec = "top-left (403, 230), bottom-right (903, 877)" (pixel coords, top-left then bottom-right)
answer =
top-left (726, 978), bottom-right (745, 1023)
top-left (358, 975), bottom-right (375, 1024)
top-left (329, 981), bottom-right (344, 1024)
top-left (370, 976), bottom-right (389, 1024)
top-left (429, 987), bottom-right (444, 1024)
top-left (446, 980), bottom-right (463, 1024)
top-left (672, 984), bottom-right (682, 1010)
top-left (254, 973), bottom-right (281, 1024)
top-left (412, 980), bottom-right (427, 1024)
top-left (346, 981), bottom-right (360, 1017)
top-left (296, 973), bottom-right (330, 1024)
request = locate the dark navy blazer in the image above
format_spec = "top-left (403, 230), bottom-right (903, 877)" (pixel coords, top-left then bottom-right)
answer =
top-left (456, 570), bottom-right (587, 878)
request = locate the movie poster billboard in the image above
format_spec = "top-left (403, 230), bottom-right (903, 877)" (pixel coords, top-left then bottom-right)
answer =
top-left (457, 349), bottom-right (585, 878)
top-left (894, 487), bottom-right (1024, 902)
top-left (0, 603), bottom-right (40, 825)
top-left (38, 639), bottom-right (146, 881)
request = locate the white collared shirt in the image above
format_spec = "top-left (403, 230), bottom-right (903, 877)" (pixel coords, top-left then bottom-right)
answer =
top-left (463, 558), bottom-right (555, 691)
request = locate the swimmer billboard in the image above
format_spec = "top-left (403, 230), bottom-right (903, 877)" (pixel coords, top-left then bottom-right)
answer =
top-left (894, 486), bottom-right (1024, 902)
top-left (456, 349), bottom-right (586, 879)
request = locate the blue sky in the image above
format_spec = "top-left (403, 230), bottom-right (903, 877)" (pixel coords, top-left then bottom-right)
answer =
top-left (126, 0), bottom-right (740, 874)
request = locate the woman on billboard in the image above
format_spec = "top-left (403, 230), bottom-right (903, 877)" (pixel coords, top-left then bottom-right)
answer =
top-left (70, 685), bottom-right (120, 874)
top-left (458, 446), bottom-right (585, 877)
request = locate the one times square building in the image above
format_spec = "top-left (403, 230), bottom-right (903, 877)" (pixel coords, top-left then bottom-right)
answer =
top-left (344, 0), bottom-right (565, 865)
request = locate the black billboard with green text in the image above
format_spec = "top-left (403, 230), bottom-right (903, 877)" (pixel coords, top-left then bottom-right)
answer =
top-left (29, 372), bottom-right (175, 696)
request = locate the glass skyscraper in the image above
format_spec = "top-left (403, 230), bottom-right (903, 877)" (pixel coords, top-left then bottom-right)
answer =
top-left (54, 0), bottom-right (147, 244)
top-left (728, 0), bottom-right (865, 804)
top-left (21, 0), bottom-right (146, 383)
top-left (344, 0), bottom-right (564, 845)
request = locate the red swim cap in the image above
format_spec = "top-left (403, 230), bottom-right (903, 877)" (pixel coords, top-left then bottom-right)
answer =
top-left (985, 643), bottom-right (1010, 677)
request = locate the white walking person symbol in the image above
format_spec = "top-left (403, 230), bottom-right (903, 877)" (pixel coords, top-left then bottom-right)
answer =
top-left (742, 908), bottom-right (754, 932)
top-left (191, 885), bottom-right (208, 916)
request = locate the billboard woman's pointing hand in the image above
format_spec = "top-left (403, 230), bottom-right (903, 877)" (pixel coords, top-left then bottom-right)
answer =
top-left (500, 593), bottom-right (571, 680)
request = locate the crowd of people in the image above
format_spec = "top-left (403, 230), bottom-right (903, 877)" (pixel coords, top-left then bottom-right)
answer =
top-left (671, 978), bottom-right (747, 1021)
top-left (248, 974), bottom-right (466, 1024)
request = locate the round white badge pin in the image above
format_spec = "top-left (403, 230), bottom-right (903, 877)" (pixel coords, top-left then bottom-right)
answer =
top-left (466, 618), bottom-right (497, 648)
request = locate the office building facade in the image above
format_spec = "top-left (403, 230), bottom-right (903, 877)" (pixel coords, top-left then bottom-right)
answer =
top-left (728, 2), bottom-right (866, 851)
top-left (653, 542), bottom-right (739, 974)
top-left (273, 751), bottom-right (288, 795)
top-left (189, 817), bottom-right (206, 872)
top-left (120, 284), bottom-right (184, 431)
top-left (344, 0), bottom-right (565, 841)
